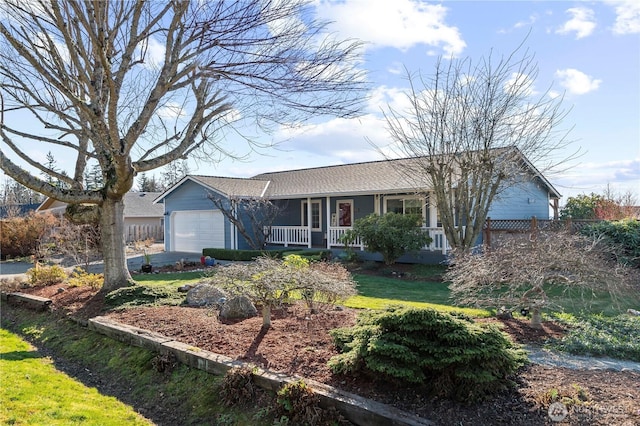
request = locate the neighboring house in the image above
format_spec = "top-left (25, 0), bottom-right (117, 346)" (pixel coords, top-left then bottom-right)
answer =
top-left (155, 153), bottom-right (561, 263)
top-left (37, 192), bottom-right (165, 242)
top-left (0, 203), bottom-right (40, 219)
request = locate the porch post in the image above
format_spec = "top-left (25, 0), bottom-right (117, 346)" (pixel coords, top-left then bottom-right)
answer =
top-left (307, 197), bottom-right (312, 248)
top-left (326, 196), bottom-right (331, 249)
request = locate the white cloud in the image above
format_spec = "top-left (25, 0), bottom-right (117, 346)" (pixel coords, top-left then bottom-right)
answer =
top-left (604, 0), bottom-right (640, 34)
top-left (555, 158), bottom-right (640, 198)
top-left (313, 0), bottom-right (466, 56)
top-left (139, 36), bottom-right (165, 68)
top-left (156, 102), bottom-right (187, 119)
top-left (554, 68), bottom-right (601, 95)
top-left (556, 7), bottom-right (597, 39)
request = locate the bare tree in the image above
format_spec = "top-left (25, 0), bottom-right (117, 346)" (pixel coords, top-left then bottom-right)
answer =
top-left (0, 0), bottom-right (365, 290)
top-left (209, 196), bottom-right (282, 250)
top-left (445, 231), bottom-right (638, 328)
top-left (381, 45), bottom-right (573, 251)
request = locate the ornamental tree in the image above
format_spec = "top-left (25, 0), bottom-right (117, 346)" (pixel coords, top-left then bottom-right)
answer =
top-left (446, 231), bottom-right (638, 328)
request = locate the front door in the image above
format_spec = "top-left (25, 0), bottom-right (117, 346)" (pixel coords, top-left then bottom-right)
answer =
top-left (337, 200), bottom-right (353, 227)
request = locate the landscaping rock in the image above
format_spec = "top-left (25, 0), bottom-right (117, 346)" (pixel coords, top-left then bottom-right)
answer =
top-left (219, 295), bottom-right (257, 320)
top-left (186, 283), bottom-right (228, 307)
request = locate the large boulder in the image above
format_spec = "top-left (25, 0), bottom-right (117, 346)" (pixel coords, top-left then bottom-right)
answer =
top-left (186, 283), bottom-right (228, 307)
top-left (219, 295), bottom-right (258, 320)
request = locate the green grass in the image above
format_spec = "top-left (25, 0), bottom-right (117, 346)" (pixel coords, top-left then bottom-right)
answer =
top-left (0, 328), bottom-right (152, 426)
top-left (347, 274), bottom-right (491, 317)
top-left (1, 311), bottom-right (273, 425)
top-left (542, 284), bottom-right (639, 317)
top-left (133, 271), bottom-right (206, 285)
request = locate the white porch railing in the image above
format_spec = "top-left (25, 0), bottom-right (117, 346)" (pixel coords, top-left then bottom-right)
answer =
top-left (327, 227), bottom-right (365, 250)
top-left (424, 227), bottom-right (453, 253)
top-left (266, 225), bottom-right (454, 254)
top-left (266, 226), bottom-right (310, 247)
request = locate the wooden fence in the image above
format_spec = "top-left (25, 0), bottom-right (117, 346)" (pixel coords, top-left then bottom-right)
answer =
top-left (125, 224), bottom-right (163, 243)
top-left (483, 217), bottom-right (601, 248)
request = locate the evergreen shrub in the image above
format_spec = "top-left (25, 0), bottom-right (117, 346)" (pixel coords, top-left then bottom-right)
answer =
top-left (581, 219), bottom-right (640, 268)
top-left (25, 264), bottom-right (67, 286)
top-left (328, 307), bottom-right (528, 402)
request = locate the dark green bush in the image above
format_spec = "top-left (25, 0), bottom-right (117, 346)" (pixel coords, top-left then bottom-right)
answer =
top-left (201, 248), bottom-right (302, 261)
top-left (328, 307), bottom-right (528, 402)
top-left (345, 213), bottom-right (432, 265)
top-left (580, 219), bottom-right (640, 268)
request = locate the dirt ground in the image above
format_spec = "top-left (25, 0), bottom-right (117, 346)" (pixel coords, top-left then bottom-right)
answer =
top-left (8, 279), bottom-right (640, 426)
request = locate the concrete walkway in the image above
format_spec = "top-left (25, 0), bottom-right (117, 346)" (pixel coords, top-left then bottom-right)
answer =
top-left (525, 345), bottom-right (640, 372)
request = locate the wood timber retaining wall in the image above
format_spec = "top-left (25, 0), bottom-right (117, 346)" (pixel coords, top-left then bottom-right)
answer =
top-left (87, 316), bottom-right (434, 426)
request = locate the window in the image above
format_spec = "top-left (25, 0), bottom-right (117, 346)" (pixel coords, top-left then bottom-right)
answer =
top-left (385, 196), bottom-right (425, 217)
top-left (302, 200), bottom-right (321, 230)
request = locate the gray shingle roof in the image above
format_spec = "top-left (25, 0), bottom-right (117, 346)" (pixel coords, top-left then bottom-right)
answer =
top-left (124, 192), bottom-right (164, 217)
top-left (189, 176), bottom-right (270, 198)
top-left (253, 158), bottom-right (431, 198)
top-left (158, 149), bottom-right (560, 201)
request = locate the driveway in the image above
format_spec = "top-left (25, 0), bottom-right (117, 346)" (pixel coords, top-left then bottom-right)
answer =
top-left (0, 250), bottom-right (202, 280)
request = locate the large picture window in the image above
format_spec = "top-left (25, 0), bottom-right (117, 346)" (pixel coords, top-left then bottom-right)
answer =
top-left (385, 196), bottom-right (424, 217)
top-left (302, 200), bottom-right (322, 230)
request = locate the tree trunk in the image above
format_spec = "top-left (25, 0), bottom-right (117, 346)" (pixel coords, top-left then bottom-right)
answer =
top-left (530, 307), bottom-right (543, 329)
top-left (262, 304), bottom-right (272, 329)
top-left (100, 197), bottom-right (133, 292)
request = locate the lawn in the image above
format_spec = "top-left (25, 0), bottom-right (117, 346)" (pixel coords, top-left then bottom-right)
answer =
top-left (0, 328), bottom-right (152, 426)
top-left (347, 274), bottom-right (490, 317)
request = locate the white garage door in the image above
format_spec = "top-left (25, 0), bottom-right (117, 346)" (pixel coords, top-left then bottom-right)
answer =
top-left (172, 211), bottom-right (225, 253)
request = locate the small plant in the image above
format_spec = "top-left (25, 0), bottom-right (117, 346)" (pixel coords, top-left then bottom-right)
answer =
top-left (25, 264), bottom-right (67, 286)
top-left (219, 366), bottom-right (258, 407)
top-left (143, 250), bottom-right (152, 265)
top-left (275, 380), bottom-right (346, 425)
top-left (535, 383), bottom-right (590, 407)
top-left (276, 381), bottom-right (321, 425)
top-left (66, 268), bottom-right (103, 290)
top-left (151, 352), bottom-right (177, 374)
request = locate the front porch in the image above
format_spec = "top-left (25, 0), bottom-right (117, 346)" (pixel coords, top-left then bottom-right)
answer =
top-left (266, 225), bottom-right (452, 254)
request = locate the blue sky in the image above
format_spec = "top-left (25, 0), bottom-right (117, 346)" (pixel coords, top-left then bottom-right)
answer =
top-left (205, 0), bottom-right (639, 202)
top-left (3, 0), bottom-right (639, 203)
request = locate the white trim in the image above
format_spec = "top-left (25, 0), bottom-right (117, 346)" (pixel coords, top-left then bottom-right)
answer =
top-left (301, 199), bottom-right (322, 231)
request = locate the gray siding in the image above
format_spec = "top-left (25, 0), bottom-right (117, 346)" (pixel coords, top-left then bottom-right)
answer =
top-left (162, 180), bottom-right (232, 251)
